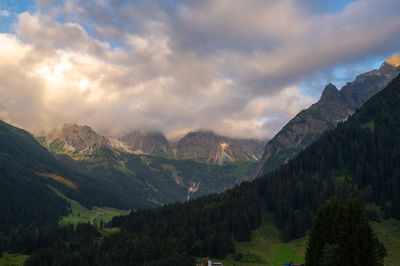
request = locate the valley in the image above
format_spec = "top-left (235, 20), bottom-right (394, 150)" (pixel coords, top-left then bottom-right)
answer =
top-left (51, 188), bottom-right (129, 227)
top-left (1, 1), bottom-right (400, 264)
top-left (36, 123), bottom-right (262, 208)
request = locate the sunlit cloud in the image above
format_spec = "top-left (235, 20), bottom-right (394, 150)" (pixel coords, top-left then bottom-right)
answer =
top-left (0, 0), bottom-right (399, 139)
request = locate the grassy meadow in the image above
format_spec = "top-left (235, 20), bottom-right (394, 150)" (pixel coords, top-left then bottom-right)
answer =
top-left (50, 187), bottom-right (130, 227)
top-left (372, 218), bottom-right (400, 266)
top-left (221, 211), bottom-right (307, 266)
top-left (0, 254), bottom-right (29, 266)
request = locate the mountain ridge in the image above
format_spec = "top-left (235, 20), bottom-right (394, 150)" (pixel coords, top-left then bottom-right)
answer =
top-left (175, 130), bottom-right (267, 164)
top-left (36, 123), bottom-right (260, 205)
top-left (252, 55), bottom-right (400, 178)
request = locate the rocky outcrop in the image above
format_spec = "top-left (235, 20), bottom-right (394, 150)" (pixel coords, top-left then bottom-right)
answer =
top-left (252, 55), bottom-right (400, 178)
top-left (175, 131), bottom-right (267, 164)
top-left (115, 130), bottom-right (267, 164)
top-left (117, 131), bottom-right (169, 155)
top-left (40, 123), bottom-right (111, 155)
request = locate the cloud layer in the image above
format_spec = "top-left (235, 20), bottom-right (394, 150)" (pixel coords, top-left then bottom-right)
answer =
top-left (0, 0), bottom-right (400, 139)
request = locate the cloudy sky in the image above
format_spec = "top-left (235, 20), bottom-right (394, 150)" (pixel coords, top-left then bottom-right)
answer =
top-left (0, 0), bottom-right (400, 139)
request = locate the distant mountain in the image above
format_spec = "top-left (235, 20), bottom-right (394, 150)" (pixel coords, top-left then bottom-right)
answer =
top-left (253, 54), bottom-right (400, 178)
top-left (62, 127), bottom-right (267, 164)
top-left (38, 123), bottom-right (111, 158)
top-left (175, 131), bottom-right (267, 164)
top-left (113, 131), bottom-right (169, 155)
top-left (38, 124), bottom-right (189, 205)
top-left (113, 130), bottom-right (266, 164)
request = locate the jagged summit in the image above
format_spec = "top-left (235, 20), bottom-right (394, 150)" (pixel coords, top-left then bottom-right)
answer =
top-left (117, 130), bottom-right (169, 154)
top-left (39, 124), bottom-right (266, 164)
top-left (113, 129), bottom-right (267, 163)
top-left (376, 54), bottom-right (400, 75)
top-left (176, 130), bottom-right (267, 164)
top-left (40, 123), bottom-right (111, 154)
top-left (385, 54), bottom-right (400, 67)
top-left (320, 83), bottom-right (340, 102)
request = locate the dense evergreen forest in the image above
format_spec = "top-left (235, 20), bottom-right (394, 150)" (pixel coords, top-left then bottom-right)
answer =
top-left (2, 183), bottom-right (259, 265)
top-left (1, 74), bottom-right (400, 265)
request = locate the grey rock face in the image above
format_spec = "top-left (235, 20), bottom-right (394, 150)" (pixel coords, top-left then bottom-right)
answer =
top-left (119, 131), bottom-right (169, 155)
top-left (175, 131), bottom-right (267, 164)
top-left (42, 123), bottom-right (111, 154)
top-left (41, 124), bottom-right (266, 164)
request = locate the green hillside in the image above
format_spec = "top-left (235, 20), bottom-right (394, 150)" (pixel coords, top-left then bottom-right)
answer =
top-left (0, 120), bottom-right (70, 232)
top-left (0, 117), bottom-right (254, 235)
top-left (222, 210), bottom-right (306, 266)
top-left (0, 120), bottom-right (147, 234)
top-left (50, 188), bottom-right (129, 226)
top-left (261, 72), bottom-right (400, 240)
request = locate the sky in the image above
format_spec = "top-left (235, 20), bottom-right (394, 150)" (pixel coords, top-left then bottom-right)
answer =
top-left (0, 0), bottom-right (400, 140)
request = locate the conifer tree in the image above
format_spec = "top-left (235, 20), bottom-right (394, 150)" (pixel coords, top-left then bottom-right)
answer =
top-left (305, 198), bottom-right (384, 265)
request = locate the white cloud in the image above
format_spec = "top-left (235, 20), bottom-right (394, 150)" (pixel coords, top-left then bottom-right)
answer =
top-left (0, 10), bottom-right (10, 17)
top-left (1, 0), bottom-right (400, 139)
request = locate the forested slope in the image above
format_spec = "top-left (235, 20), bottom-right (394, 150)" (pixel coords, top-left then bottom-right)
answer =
top-left (0, 120), bottom-right (144, 234)
top-left (262, 72), bottom-right (400, 240)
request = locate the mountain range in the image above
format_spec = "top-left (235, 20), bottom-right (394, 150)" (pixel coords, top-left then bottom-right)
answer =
top-left (35, 123), bottom-right (262, 207)
top-left (252, 54), bottom-right (400, 178)
top-left (40, 125), bottom-right (266, 165)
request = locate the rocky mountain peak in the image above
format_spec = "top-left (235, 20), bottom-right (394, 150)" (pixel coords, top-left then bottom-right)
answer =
top-left (117, 130), bottom-right (169, 154)
top-left (378, 54), bottom-right (400, 75)
top-left (42, 123), bottom-right (111, 153)
top-left (320, 83), bottom-right (340, 102)
top-left (176, 130), bottom-right (267, 164)
top-left (60, 123), bottom-right (96, 136)
top-left (385, 54), bottom-right (400, 67)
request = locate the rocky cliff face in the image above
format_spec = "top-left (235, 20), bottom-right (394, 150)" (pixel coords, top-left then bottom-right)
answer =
top-left (39, 123), bottom-right (111, 156)
top-left (115, 131), bottom-right (169, 155)
top-left (112, 129), bottom-right (266, 164)
top-left (253, 55), bottom-right (400, 178)
top-left (175, 131), bottom-right (267, 164)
